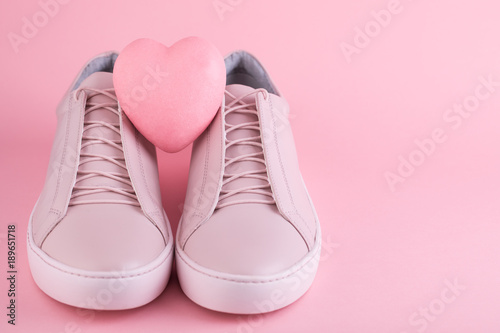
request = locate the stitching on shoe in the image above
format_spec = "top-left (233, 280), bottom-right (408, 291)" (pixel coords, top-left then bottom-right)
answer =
top-left (266, 97), bottom-right (313, 244)
top-left (183, 124), bottom-right (212, 246)
top-left (135, 129), bottom-right (149, 208)
top-left (177, 244), bottom-right (320, 284)
top-left (49, 208), bottom-right (62, 214)
top-left (134, 128), bottom-right (164, 236)
top-left (217, 106), bottom-right (224, 205)
top-left (195, 126), bottom-right (211, 216)
top-left (50, 96), bottom-right (72, 215)
top-left (182, 108), bottom-right (224, 247)
top-left (135, 129), bottom-right (155, 209)
top-left (39, 210), bottom-right (63, 248)
top-left (121, 114), bottom-right (166, 240)
top-left (40, 96), bottom-right (75, 244)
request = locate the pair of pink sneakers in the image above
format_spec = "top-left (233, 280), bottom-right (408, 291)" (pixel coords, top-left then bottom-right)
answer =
top-left (27, 51), bottom-right (321, 314)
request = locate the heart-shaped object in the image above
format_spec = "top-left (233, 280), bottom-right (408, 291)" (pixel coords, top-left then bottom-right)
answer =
top-left (113, 37), bottom-right (226, 152)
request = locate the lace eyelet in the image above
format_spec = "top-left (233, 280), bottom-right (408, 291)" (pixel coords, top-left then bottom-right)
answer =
top-left (74, 88), bottom-right (86, 101)
top-left (259, 89), bottom-right (269, 101)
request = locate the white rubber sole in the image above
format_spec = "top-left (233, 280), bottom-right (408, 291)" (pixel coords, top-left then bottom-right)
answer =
top-left (176, 222), bottom-right (321, 314)
top-left (27, 212), bottom-right (174, 310)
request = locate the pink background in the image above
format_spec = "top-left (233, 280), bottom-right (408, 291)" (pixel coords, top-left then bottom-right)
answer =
top-left (2, 0), bottom-right (500, 332)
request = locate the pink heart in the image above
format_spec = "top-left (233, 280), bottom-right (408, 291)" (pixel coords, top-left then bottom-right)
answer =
top-left (113, 37), bottom-right (226, 152)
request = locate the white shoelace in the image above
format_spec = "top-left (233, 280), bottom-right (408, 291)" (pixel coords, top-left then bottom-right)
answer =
top-left (216, 88), bottom-right (275, 209)
top-left (69, 88), bottom-right (139, 206)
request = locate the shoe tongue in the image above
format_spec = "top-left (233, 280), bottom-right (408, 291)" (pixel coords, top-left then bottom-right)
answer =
top-left (80, 71), bottom-right (114, 90)
top-left (225, 84), bottom-right (257, 100)
top-left (80, 72), bottom-right (116, 125)
top-left (224, 84), bottom-right (259, 147)
top-left (219, 84), bottom-right (272, 207)
top-left (73, 72), bottom-right (135, 204)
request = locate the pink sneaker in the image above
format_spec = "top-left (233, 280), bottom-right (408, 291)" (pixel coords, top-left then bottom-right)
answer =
top-left (176, 51), bottom-right (321, 314)
top-left (27, 52), bottom-right (174, 310)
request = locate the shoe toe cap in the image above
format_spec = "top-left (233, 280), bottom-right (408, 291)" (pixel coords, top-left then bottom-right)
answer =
top-left (42, 204), bottom-right (166, 272)
top-left (183, 204), bottom-right (308, 276)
